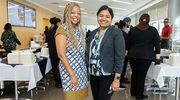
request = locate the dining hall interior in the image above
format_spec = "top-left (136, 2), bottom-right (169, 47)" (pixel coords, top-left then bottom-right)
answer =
top-left (0, 0), bottom-right (180, 100)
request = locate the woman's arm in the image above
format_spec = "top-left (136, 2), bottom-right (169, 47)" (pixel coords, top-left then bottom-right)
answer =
top-left (55, 34), bottom-right (79, 89)
top-left (111, 29), bottom-right (125, 91)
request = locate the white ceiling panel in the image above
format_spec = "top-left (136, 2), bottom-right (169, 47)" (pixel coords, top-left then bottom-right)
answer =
top-left (24, 0), bottom-right (162, 25)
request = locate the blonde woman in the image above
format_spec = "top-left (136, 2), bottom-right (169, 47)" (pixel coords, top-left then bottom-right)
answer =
top-left (55, 2), bottom-right (88, 100)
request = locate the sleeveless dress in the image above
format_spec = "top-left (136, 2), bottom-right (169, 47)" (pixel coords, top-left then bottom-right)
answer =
top-left (55, 25), bottom-right (88, 100)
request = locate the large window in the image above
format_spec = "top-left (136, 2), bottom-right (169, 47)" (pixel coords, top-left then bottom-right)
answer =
top-left (7, 1), bottom-right (36, 27)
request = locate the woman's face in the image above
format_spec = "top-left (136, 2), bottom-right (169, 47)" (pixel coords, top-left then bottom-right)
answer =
top-left (97, 10), bottom-right (112, 28)
top-left (70, 6), bottom-right (81, 25)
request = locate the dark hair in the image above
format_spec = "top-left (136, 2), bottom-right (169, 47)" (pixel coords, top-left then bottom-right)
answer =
top-left (164, 18), bottom-right (169, 21)
top-left (54, 18), bottom-right (61, 25)
top-left (97, 5), bottom-right (114, 19)
top-left (4, 23), bottom-right (12, 32)
top-left (50, 17), bottom-right (56, 24)
top-left (118, 20), bottom-right (126, 29)
top-left (4, 23), bottom-right (12, 37)
top-left (114, 22), bottom-right (118, 26)
top-left (45, 26), bottom-right (48, 31)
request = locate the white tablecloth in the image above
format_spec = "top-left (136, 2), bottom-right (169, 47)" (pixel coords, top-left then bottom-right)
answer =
top-left (148, 63), bottom-right (180, 88)
top-left (0, 57), bottom-right (52, 91)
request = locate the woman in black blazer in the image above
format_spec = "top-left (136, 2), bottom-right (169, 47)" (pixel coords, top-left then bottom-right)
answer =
top-left (87, 5), bottom-right (125, 100)
top-left (127, 13), bottom-right (161, 99)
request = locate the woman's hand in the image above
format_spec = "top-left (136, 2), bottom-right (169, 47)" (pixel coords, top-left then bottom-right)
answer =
top-left (70, 74), bottom-right (79, 90)
top-left (110, 79), bottom-right (119, 91)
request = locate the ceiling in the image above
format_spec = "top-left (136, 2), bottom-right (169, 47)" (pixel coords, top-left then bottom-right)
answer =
top-left (24, 0), bottom-right (163, 25)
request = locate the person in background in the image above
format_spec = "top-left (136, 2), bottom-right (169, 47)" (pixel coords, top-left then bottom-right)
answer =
top-left (86, 29), bottom-right (91, 40)
top-left (123, 17), bottom-right (131, 33)
top-left (130, 25), bottom-right (133, 29)
top-left (114, 22), bottom-right (118, 28)
top-left (127, 13), bottom-right (160, 99)
top-left (118, 20), bottom-right (130, 88)
top-left (160, 18), bottom-right (172, 49)
top-left (87, 5), bottom-right (125, 100)
top-left (1, 23), bottom-right (21, 53)
top-left (55, 2), bottom-right (88, 100)
top-left (47, 17), bottom-right (62, 88)
top-left (43, 26), bottom-right (48, 43)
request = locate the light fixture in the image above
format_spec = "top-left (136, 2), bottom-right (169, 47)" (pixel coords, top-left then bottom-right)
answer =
top-left (81, 12), bottom-right (88, 14)
top-left (58, 5), bottom-right (65, 8)
top-left (63, 0), bottom-right (83, 4)
top-left (111, 0), bottom-right (132, 5)
top-left (114, 13), bottom-right (120, 15)
top-left (81, 8), bottom-right (85, 10)
top-left (109, 6), bottom-right (127, 10)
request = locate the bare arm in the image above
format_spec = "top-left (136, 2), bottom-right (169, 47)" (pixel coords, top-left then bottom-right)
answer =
top-left (161, 33), bottom-right (172, 40)
top-left (55, 34), bottom-right (78, 89)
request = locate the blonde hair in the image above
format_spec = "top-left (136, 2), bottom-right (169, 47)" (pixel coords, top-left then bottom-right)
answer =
top-left (63, 2), bottom-right (85, 50)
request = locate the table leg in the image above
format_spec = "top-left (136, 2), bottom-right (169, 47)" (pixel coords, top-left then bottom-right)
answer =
top-left (0, 81), bottom-right (4, 96)
top-left (15, 81), bottom-right (18, 100)
top-left (175, 77), bottom-right (179, 100)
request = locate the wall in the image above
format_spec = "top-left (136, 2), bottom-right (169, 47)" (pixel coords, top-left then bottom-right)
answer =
top-left (129, 0), bottom-right (168, 25)
top-left (0, 0), bottom-right (61, 49)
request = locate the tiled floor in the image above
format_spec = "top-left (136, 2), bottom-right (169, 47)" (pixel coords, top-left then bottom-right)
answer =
top-left (0, 69), bottom-right (177, 100)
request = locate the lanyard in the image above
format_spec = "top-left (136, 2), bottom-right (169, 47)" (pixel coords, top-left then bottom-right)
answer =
top-left (90, 25), bottom-right (111, 58)
top-left (97, 25), bottom-right (111, 39)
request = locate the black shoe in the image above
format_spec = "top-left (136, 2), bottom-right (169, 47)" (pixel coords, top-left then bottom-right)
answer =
top-left (120, 85), bottom-right (126, 88)
top-left (121, 79), bottom-right (130, 83)
top-left (136, 95), bottom-right (148, 99)
top-left (55, 83), bottom-right (62, 88)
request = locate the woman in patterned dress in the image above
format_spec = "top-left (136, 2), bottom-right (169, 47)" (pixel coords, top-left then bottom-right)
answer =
top-left (55, 2), bottom-right (88, 100)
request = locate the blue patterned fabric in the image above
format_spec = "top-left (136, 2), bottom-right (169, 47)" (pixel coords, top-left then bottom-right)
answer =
top-left (89, 28), bottom-right (112, 76)
top-left (58, 25), bottom-right (88, 91)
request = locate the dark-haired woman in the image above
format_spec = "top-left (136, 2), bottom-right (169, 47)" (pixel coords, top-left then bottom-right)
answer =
top-left (127, 13), bottom-right (160, 99)
top-left (118, 20), bottom-right (130, 88)
top-left (1, 23), bottom-right (21, 53)
top-left (87, 5), bottom-right (125, 100)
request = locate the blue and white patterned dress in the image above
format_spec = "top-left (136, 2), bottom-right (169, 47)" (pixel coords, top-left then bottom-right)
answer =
top-left (55, 25), bottom-right (88, 99)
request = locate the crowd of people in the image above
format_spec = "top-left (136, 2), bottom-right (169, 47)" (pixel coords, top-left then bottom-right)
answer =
top-left (1, 2), bottom-right (173, 100)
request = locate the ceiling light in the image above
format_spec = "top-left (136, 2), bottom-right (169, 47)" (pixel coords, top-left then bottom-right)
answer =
top-left (109, 6), bottom-right (127, 10)
top-left (114, 13), bottom-right (120, 15)
top-left (81, 12), bottom-right (88, 14)
top-left (63, 0), bottom-right (83, 4)
top-left (111, 0), bottom-right (132, 5)
top-left (58, 6), bottom-right (65, 8)
top-left (81, 8), bottom-right (85, 10)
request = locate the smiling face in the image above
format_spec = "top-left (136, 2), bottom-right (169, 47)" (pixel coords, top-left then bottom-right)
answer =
top-left (70, 6), bottom-right (81, 26)
top-left (97, 9), bottom-right (112, 29)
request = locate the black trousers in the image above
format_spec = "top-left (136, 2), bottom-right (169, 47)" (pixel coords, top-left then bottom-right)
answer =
top-left (90, 74), bottom-right (114, 100)
top-left (121, 56), bottom-right (128, 79)
top-left (161, 40), bottom-right (169, 49)
top-left (50, 57), bottom-right (61, 84)
top-left (129, 58), bottom-right (152, 98)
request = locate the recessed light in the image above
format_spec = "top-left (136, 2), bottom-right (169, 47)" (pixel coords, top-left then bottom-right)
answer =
top-left (81, 8), bottom-right (85, 10)
top-left (111, 0), bottom-right (132, 5)
top-left (114, 13), bottom-right (120, 15)
top-left (109, 6), bottom-right (127, 10)
top-left (58, 5), bottom-right (65, 8)
top-left (81, 12), bottom-right (88, 14)
top-left (63, 0), bottom-right (83, 4)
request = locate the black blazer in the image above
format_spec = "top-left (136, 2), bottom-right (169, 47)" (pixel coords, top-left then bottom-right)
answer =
top-left (47, 25), bottom-right (59, 58)
top-left (87, 26), bottom-right (125, 74)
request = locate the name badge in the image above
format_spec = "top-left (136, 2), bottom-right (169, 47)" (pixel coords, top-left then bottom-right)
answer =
top-left (90, 58), bottom-right (97, 65)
